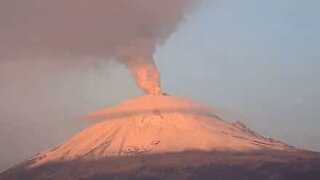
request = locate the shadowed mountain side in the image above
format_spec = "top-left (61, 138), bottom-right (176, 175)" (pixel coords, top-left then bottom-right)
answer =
top-left (1, 150), bottom-right (320, 180)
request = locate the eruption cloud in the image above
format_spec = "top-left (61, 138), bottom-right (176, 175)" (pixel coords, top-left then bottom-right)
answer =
top-left (0, 0), bottom-right (196, 94)
top-left (116, 39), bottom-right (161, 95)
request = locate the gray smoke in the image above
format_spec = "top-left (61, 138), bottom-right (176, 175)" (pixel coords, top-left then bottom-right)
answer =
top-left (0, 0), bottom-right (196, 94)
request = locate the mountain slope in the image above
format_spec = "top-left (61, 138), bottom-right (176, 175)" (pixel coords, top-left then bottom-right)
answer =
top-left (2, 150), bottom-right (320, 180)
top-left (28, 95), bottom-right (293, 167)
top-left (3, 94), bottom-right (318, 180)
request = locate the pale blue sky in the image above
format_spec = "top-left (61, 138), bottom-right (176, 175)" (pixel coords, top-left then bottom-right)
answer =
top-left (157, 0), bottom-right (320, 150)
top-left (0, 0), bottom-right (319, 171)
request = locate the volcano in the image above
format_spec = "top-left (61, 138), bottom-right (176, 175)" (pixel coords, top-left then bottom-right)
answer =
top-left (1, 95), bottom-right (320, 180)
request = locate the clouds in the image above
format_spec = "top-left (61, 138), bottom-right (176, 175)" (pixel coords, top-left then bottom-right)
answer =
top-left (0, 0), bottom-right (194, 58)
top-left (0, 0), bottom-right (196, 94)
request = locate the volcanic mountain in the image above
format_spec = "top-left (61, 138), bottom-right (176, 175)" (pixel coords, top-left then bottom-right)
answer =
top-left (1, 95), bottom-right (320, 180)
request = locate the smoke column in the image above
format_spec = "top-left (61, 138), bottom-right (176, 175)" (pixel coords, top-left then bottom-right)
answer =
top-left (0, 0), bottom-right (195, 95)
top-left (116, 39), bottom-right (161, 95)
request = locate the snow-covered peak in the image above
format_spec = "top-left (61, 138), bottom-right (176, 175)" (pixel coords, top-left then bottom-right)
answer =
top-left (84, 94), bottom-right (211, 120)
top-left (29, 95), bottom-right (295, 167)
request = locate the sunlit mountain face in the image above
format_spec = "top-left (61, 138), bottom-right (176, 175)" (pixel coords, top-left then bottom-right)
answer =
top-left (1, 95), bottom-right (319, 180)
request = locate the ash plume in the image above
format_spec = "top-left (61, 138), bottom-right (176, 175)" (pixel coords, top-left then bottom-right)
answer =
top-left (0, 0), bottom-right (196, 95)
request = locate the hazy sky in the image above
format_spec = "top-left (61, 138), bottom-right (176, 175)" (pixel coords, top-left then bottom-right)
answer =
top-left (1, 0), bottom-right (320, 171)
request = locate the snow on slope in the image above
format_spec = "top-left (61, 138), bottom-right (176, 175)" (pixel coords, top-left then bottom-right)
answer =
top-left (29, 95), bottom-right (294, 167)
